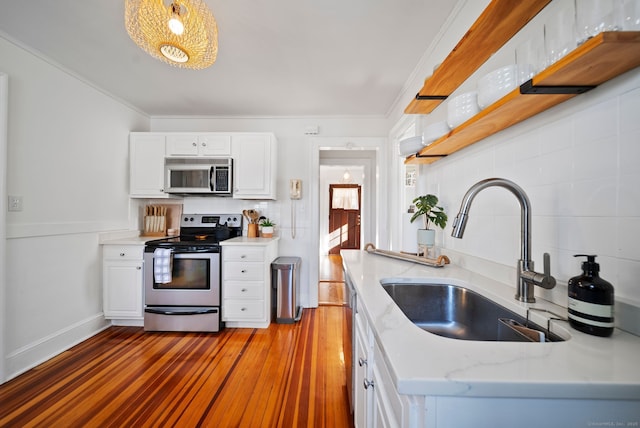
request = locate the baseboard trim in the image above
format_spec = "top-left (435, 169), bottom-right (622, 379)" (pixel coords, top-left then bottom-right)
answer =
top-left (4, 314), bottom-right (110, 382)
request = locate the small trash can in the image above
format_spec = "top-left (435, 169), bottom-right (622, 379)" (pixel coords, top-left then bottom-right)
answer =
top-left (271, 256), bottom-right (302, 324)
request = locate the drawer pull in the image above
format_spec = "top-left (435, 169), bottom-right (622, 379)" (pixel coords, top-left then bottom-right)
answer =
top-left (120, 253), bottom-right (125, 257)
top-left (136, 266), bottom-right (142, 270)
top-left (241, 255), bottom-right (247, 259)
top-left (241, 269), bottom-right (247, 273)
top-left (363, 379), bottom-right (374, 390)
top-left (358, 358), bottom-right (367, 367)
top-left (241, 307), bottom-right (247, 312)
top-left (241, 288), bottom-right (248, 292)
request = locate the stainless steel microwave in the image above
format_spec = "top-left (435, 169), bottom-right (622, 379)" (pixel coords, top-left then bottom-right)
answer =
top-left (164, 157), bottom-right (233, 195)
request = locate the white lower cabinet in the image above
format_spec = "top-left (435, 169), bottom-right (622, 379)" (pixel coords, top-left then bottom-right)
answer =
top-left (102, 244), bottom-right (144, 320)
top-left (354, 310), bottom-right (414, 428)
top-left (221, 241), bottom-right (278, 328)
top-left (355, 311), bottom-right (373, 428)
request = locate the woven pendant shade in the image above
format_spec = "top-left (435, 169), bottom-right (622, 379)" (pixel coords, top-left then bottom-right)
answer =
top-left (125, 0), bottom-right (218, 69)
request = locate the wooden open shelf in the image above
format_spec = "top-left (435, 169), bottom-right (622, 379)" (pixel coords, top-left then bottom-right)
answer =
top-left (405, 32), bottom-right (640, 165)
top-left (404, 0), bottom-right (551, 115)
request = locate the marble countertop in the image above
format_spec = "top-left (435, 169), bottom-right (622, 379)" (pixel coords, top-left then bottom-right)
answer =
top-left (99, 232), bottom-right (280, 246)
top-left (341, 249), bottom-right (640, 400)
top-left (220, 236), bottom-right (280, 246)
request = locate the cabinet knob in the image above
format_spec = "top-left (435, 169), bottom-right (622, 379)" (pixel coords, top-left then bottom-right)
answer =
top-left (241, 269), bottom-right (247, 273)
top-left (192, 142), bottom-right (197, 147)
top-left (241, 288), bottom-right (247, 292)
top-left (358, 357), bottom-right (367, 367)
top-left (136, 266), bottom-right (142, 270)
top-left (363, 379), bottom-right (374, 390)
top-left (120, 253), bottom-right (125, 257)
top-left (241, 255), bottom-right (247, 259)
top-left (202, 142), bottom-right (207, 147)
top-left (241, 307), bottom-right (247, 312)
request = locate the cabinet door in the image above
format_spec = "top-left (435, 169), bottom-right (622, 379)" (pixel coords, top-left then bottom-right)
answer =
top-left (199, 134), bottom-right (231, 156)
top-left (166, 134), bottom-right (199, 156)
top-left (129, 133), bottom-right (167, 197)
top-left (103, 260), bottom-right (143, 318)
top-left (232, 134), bottom-right (275, 199)
top-left (355, 313), bottom-right (373, 428)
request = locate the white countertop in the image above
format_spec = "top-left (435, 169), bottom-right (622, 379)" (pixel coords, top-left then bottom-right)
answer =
top-left (99, 231), bottom-right (150, 245)
top-left (100, 233), bottom-right (280, 246)
top-left (342, 249), bottom-right (640, 400)
top-left (220, 236), bottom-right (280, 246)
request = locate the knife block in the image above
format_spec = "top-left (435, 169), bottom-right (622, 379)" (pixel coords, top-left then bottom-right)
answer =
top-left (144, 215), bottom-right (166, 237)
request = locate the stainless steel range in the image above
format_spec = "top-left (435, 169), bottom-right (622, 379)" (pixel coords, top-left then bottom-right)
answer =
top-left (143, 213), bottom-right (243, 332)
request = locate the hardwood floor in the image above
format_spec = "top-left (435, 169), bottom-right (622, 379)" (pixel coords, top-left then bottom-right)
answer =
top-left (0, 307), bottom-right (353, 428)
top-left (318, 255), bottom-right (347, 306)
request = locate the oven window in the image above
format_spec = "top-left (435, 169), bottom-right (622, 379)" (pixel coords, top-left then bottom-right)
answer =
top-left (154, 258), bottom-right (210, 290)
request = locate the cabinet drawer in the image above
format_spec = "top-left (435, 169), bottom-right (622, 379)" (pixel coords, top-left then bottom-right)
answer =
top-left (223, 246), bottom-right (265, 262)
top-left (223, 281), bottom-right (264, 299)
top-left (224, 262), bottom-right (264, 280)
top-left (223, 300), bottom-right (265, 320)
top-left (103, 245), bottom-right (144, 260)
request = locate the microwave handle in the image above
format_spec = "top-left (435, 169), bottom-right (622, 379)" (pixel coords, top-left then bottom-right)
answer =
top-left (209, 166), bottom-right (215, 191)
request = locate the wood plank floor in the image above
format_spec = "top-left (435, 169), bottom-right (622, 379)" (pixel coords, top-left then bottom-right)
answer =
top-left (0, 307), bottom-right (353, 428)
top-left (318, 255), bottom-right (347, 306)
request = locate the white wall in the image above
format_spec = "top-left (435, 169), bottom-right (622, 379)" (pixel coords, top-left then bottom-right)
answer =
top-left (386, 0), bottom-right (640, 324)
top-left (1, 72), bottom-right (8, 382)
top-left (0, 36), bottom-right (149, 380)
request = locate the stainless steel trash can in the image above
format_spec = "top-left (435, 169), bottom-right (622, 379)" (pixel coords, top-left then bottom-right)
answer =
top-left (271, 257), bottom-right (302, 324)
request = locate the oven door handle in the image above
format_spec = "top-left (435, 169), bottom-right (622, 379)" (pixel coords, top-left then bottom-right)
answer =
top-left (145, 307), bottom-right (219, 316)
top-left (164, 249), bottom-right (220, 255)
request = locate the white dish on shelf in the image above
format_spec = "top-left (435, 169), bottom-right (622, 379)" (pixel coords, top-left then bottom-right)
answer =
top-left (398, 136), bottom-right (424, 156)
top-left (447, 91), bottom-right (480, 128)
top-left (477, 65), bottom-right (519, 109)
top-left (423, 120), bottom-right (451, 144)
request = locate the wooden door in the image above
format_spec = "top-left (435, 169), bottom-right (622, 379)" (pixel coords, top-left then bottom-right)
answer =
top-left (328, 184), bottom-right (361, 255)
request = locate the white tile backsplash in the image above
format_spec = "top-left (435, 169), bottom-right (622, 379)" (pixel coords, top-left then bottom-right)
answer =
top-left (419, 69), bottom-right (640, 306)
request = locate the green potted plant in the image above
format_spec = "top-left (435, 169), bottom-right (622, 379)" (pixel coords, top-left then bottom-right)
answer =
top-left (260, 218), bottom-right (275, 238)
top-left (409, 194), bottom-right (447, 247)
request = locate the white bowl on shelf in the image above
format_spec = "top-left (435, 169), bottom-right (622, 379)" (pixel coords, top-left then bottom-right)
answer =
top-left (398, 136), bottom-right (424, 156)
top-left (447, 91), bottom-right (480, 128)
top-left (477, 65), bottom-right (519, 109)
top-left (422, 120), bottom-right (450, 144)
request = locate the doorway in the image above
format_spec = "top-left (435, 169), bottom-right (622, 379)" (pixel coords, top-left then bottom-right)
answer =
top-left (309, 138), bottom-right (386, 309)
top-left (328, 184), bottom-right (361, 255)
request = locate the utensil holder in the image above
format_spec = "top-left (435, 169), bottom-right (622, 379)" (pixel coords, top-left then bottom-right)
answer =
top-left (247, 223), bottom-right (258, 238)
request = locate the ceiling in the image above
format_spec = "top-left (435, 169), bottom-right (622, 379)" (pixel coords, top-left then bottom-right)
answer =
top-left (0, 0), bottom-right (459, 117)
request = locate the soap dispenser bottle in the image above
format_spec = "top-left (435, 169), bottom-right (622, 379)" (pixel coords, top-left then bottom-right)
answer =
top-left (568, 254), bottom-right (614, 337)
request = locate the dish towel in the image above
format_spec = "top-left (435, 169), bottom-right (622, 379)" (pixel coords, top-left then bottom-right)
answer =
top-left (153, 248), bottom-right (173, 284)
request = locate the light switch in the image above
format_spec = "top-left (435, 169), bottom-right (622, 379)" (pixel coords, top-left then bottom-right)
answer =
top-left (8, 195), bottom-right (23, 212)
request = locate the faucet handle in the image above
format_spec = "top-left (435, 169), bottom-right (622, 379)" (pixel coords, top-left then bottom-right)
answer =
top-left (520, 252), bottom-right (556, 290)
top-left (543, 252), bottom-right (551, 277)
top-left (539, 252), bottom-right (556, 289)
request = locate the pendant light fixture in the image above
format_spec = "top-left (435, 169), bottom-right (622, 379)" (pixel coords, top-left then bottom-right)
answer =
top-left (125, 0), bottom-right (218, 70)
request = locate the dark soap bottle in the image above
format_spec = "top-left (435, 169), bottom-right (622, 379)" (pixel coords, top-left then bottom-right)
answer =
top-left (567, 254), bottom-right (614, 337)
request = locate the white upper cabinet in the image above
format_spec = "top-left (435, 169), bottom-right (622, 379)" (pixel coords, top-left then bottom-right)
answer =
top-left (129, 132), bottom-right (277, 200)
top-left (166, 133), bottom-right (232, 157)
top-left (232, 133), bottom-right (277, 200)
top-left (129, 133), bottom-right (168, 198)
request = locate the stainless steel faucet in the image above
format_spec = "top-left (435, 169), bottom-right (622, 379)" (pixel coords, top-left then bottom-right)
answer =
top-left (451, 178), bottom-right (556, 303)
